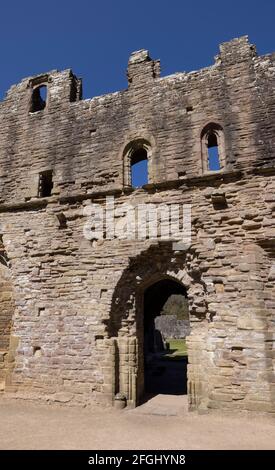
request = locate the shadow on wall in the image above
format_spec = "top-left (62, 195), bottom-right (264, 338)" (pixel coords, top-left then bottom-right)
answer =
top-left (106, 242), bottom-right (190, 338)
top-left (0, 236), bottom-right (15, 388)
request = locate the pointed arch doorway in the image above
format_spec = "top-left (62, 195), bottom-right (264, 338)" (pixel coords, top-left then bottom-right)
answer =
top-left (106, 243), bottom-right (205, 410)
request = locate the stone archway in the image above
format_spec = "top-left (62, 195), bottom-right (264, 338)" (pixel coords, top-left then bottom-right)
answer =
top-left (106, 243), bottom-right (210, 409)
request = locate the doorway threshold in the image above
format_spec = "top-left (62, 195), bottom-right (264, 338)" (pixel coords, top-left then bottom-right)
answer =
top-left (128, 394), bottom-right (188, 416)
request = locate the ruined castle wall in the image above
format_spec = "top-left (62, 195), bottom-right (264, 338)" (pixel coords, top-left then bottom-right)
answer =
top-left (0, 38), bottom-right (275, 205)
top-left (0, 169), bottom-right (274, 410)
top-left (0, 36), bottom-right (274, 411)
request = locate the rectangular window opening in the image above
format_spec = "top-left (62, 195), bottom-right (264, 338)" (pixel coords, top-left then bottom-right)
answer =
top-left (38, 170), bottom-right (53, 198)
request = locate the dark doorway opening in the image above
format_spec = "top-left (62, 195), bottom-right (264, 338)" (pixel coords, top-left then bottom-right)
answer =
top-left (143, 279), bottom-right (189, 397)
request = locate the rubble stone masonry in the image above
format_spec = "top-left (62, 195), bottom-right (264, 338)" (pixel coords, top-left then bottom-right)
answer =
top-left (0, 36), bottom-right (274, 412)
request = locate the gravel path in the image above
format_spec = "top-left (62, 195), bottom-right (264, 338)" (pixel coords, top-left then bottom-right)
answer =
top-left (0, 396), bottom-right (274, 450)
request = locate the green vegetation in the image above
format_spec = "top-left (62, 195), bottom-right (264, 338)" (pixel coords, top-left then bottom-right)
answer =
top-left (161, 295), bottom-right (189, 320)
top-left (163, 338), bottom-right (188, 361)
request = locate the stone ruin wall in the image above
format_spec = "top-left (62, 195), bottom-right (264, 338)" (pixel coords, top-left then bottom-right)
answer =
top-left (0, 36), bottom-right (274, 412)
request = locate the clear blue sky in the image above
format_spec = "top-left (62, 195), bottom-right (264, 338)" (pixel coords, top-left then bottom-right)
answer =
top-left (0, 0), bottom-right (274, 100)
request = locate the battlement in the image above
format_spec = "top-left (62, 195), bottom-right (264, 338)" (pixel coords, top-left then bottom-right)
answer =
top-left (0, 36), bottom-right (275, 205)
top-left (0, 36), bottom-right (259, 101)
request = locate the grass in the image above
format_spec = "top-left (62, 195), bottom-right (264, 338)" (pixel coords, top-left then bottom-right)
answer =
top-left (163, 338), bottom-right (188, 361)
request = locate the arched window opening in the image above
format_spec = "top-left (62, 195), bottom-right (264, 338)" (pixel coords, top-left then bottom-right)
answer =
top-left (123, 138), bottom-right (152, 188)
top-left (131, 148), bottom-right (148, 188)
top-left (201, 123), bottom-right (225, 173)
top-left (207, 131), bottom-right (221, 171)
top-left (30, 85), bottom-right (47, 113)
